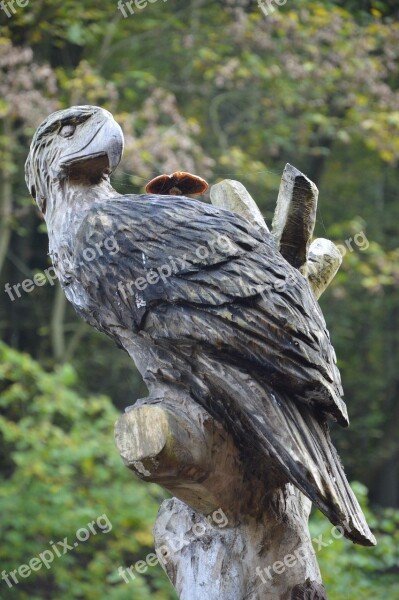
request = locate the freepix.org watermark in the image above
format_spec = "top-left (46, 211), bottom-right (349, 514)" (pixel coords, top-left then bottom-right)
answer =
top-left (0, 0), bottom-right (28, 18)
top-left (4, 235), bottom-right (119, 302)
top-left (335, 230), bottom-right (369, 256)
top-left (1, 514), bottom-right (112, 589)
top-left (256, 518), bottom-right (354, 585)
top-left (258, 0), bottom-right (288, 18)
top-left (117, 508), bottom-right (228, 584)
top-left (117, 233), bottom-right (233, 303)
top-left (117, 0), bottom-right (167, 18)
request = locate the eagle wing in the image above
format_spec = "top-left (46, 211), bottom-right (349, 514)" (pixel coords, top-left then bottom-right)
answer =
top-left (69, 195), bottom-right (375, 545)
top-left (73, 195), bottom-right (346, 425)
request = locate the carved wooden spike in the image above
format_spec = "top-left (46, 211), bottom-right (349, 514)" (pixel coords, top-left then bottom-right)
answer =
top-left (272, 164), bottom-right (318, 274)
top-left (210, 175), bottom-right (341, 298)
top-left (307, 238), bottom-right (343, 300)
top-left (210, 179), bottom-right (269, 234)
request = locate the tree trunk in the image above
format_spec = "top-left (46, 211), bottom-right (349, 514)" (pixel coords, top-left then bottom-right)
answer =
top-left (115, 400), bottom-right (326, 600)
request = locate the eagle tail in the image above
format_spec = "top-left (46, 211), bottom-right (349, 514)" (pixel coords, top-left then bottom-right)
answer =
top-left (199, 356), bottom-right (376, 547)
top-left (266, 393), bottom-right (376, 546)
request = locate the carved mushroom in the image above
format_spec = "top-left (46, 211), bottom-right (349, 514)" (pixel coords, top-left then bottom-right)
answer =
top-left (145, 171), bottom-right (208, 196)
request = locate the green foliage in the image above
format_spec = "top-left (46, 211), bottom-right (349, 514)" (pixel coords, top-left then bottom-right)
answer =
top-left (1, 343), bottom-right (398, 599)
top-left (0, 342), bottom-right (176, 599)
top-left (310, 483), bottom-right (399, 598)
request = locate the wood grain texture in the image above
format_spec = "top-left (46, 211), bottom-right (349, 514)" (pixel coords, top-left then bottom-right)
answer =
top-left (307, 238), bottom-right (342, 299)
top-left (210, 179), bottom-right (269, 235)
top-left (272, 163), bottom-right (318, 274)
top-left (26, 106), bottom-right (376, 600)
top-left (290, 580), bottom-right (328, 600)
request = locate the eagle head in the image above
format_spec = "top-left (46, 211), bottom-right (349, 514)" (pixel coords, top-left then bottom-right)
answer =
top-left (25, 105), bottom-right (124, 216)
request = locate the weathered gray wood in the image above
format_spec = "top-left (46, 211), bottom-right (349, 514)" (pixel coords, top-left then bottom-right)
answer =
top-left (272, 163), bottom-right (318, 275)
top-left (210, 179), bottom-right (269, 234)
top-left (26, 106), bottom-right (376, 600)
top-left (307, 238), bottom-right (342, 299)
top-left (115, 399), bottom-right (246, 517)
top-left (154, 494), bottom-right (323, 600)
top-left (115, 400), bottom-right (324, 600)
top-left (210, 176), bottom-right (342, 300)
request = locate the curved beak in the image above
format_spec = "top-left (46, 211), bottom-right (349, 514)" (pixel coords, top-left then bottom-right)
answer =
top-left (61, 113), bottom-right (124, 177)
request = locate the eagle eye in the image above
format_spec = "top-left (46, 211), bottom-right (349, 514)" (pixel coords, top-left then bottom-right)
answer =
top-left (59, 124), bottom-right (76, 138)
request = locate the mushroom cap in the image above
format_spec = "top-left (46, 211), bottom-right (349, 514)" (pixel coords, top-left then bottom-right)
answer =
top-left (145, 171), bottom-right (208, 196)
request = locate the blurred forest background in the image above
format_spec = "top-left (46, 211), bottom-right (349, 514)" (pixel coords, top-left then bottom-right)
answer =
top-left (1, 0), bottom-right (399, 598)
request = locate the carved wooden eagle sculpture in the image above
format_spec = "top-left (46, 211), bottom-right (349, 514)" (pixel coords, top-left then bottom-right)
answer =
top-left (25, 105), bottom-right (375, 547)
